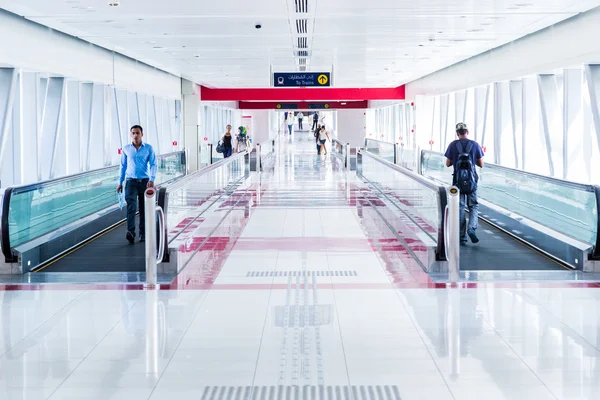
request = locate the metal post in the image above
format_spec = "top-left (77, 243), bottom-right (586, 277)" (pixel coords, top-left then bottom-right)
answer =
top-left (446, 186), bottom-right (460, 283)
top-left (144, 188), bottom-right (165, 288)
top-left (345, 143), bottom-right (350, 171)
top-left (393, 143), bottom-right (398, 165)
top-left (256, 144), bottom-right (261, 172)
top-left (208, 144), bottom-right (213, 165)
top-left (144, 188), bottom-right (158, 287)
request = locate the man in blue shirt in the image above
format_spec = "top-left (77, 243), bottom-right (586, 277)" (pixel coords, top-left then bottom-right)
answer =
top-left (444, 122), bottom-right (485, 245)
top-left (117, 125), bottom-right (157, 244)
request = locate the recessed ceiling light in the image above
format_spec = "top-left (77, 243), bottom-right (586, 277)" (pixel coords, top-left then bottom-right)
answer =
top-left (153, 46), bottom-right (163, 49)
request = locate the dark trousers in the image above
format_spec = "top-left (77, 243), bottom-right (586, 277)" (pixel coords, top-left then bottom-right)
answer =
top-left (125, 178), bottom-right (149, 237)
top-left (312, 119), bottom-right (318, 130)
top-left (223, 147), bottom-right (233, 158)
top-left (298, 118), bottom-right (303, 129)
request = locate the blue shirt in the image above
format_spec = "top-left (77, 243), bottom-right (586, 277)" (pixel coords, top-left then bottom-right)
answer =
top-left (444, 139), bottom-right (484, 180)
top-left (119, 142), bottom-right (157, 185)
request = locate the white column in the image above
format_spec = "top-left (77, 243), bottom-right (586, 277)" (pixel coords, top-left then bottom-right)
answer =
top-left (336, 109), bottom-right (367, 148)
top-left (182, 79), bottom-right (200, 173)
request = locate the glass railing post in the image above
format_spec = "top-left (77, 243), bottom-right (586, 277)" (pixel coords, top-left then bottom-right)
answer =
top-left (144, 188), bottom-right (158, 288)
top-left (345, 143), bottom-right (350, 171)
top-left (256, 144), bottom-right (262, 172)
top-left (393, 143), bottom-right (398, 165)
top-left (446, 186), bottom-right (460, 283)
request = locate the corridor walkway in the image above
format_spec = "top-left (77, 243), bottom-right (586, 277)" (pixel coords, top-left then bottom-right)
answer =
top-left (1, 134), bottom-right (600, 400)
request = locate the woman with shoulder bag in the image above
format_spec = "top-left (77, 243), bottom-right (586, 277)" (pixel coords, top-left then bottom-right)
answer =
top-left (222, 125), bottom-right (233, 158)
top-left (318, 125), bottom-right (330, 155)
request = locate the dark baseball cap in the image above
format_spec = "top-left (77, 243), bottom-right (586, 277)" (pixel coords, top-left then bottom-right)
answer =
top-left (456, 122), bottom-right (468, 131)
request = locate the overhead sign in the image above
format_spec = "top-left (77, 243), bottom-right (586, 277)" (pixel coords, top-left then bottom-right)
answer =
top-left (308, 103), bottom-right (330, 109)
top-left (276, 103), bottom-right (298, 109)
top-left (274, 72), bottom-right (331, 87)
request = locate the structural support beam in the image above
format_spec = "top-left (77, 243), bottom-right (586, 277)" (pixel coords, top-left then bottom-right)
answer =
top-left (39, 76), bottom-right (66, 179)
top-left (0, 68), bottom-right (17, 178)
top-left (455, 90), bottom-right (467, 124)
top-left (564, 69), bottom-right (583, 181)
top-left (80, 83), bottom-right (94, 171)
top-left (440, 94), bottom-right (449, 150)
top-left (509, 80), bottom-right (523, 169)
top-left (537, 74), bottom-right (560, 177)
top-left (201, 86), bottom-right (406, 101)
top-left (474, 85), bottom-right (490, 144)
top-left (584, 64), bottom-right (600, 156)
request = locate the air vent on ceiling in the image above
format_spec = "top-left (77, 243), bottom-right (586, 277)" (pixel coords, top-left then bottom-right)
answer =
top-left (295, 0), bottom-right (308, 13)
top-left (297, 37), bottom-right (308, 49)
top-left (296, 19), bottom-right (308, 34)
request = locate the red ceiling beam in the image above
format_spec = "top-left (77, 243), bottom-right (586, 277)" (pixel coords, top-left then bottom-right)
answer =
top-left (239, 101), bottom-right (368, 110)
top-left (200, 86), bottom-right (405, 101)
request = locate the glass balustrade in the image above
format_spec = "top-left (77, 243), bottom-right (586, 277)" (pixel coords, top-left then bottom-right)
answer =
top-left (5, 152), bottom-right (186, 251)
top-left (365, 139), bottom-right (395, 163)
top-left (359, 151), bottom-right (445, 247)
top-left (163, 154), bottom-right (247, 267)
top-left (421, 150), bottom-right (598, 245)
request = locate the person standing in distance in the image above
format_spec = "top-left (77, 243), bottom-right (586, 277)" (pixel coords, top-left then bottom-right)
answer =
top-left (312, 112), bottom-right (319, 130)
top-left (444, 122), bottom-right (484, 245)
top-left (297, 111), bottom-right (304, 130)
top-left (117, 125), bottom-right (157, 244)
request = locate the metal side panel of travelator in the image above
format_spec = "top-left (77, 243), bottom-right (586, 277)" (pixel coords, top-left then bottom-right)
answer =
top-left (0, 152), bottom-right (188, 273)
top-left (358, 147), bottom-right (600, 272)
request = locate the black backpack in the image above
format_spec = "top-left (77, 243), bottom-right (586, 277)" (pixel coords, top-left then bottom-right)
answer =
top-left (454, 140), bottom-right (477, 194)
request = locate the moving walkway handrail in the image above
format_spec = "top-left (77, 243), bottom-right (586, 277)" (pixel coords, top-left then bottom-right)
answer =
top-left (357, 148), bottom-right (448, 261)
top-left (421, 149), bottom-right (600, 258)
top-left (1, 151), bottom-right (186, 261)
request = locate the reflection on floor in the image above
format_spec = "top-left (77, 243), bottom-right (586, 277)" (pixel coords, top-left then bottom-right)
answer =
top-left (1, 134), bottom-right (600, 400)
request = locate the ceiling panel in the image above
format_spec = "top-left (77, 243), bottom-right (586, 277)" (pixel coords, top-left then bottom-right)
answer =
top-left (0, 0), bottom-right (598, 88)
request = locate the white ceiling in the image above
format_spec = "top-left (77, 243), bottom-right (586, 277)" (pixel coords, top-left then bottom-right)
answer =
top-left (0, 0), bottom-right (599, 88)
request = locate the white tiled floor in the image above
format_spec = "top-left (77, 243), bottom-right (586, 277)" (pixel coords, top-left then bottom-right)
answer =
top-left (2, 135), bottom-right (600, 399)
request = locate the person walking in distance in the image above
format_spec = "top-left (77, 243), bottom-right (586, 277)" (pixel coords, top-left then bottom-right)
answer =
top-left (318, 125), bottom-right (330, 155)
top-left (312, 112), bottom-right (319, 130)
top-left (222, 126), bottom-right (233, 158)
top-left (297, 112), bottom-right (304, 130)
top-left (287, 112), bottom-right (294, 135)
top-left (117, 125), bottom-right (157, 244)
top-left (444, 122), bottom-right (485, 245)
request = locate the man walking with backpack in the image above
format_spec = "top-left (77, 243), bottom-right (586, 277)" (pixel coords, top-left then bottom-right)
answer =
top-left (444, 122), bottom-right (485, 245)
